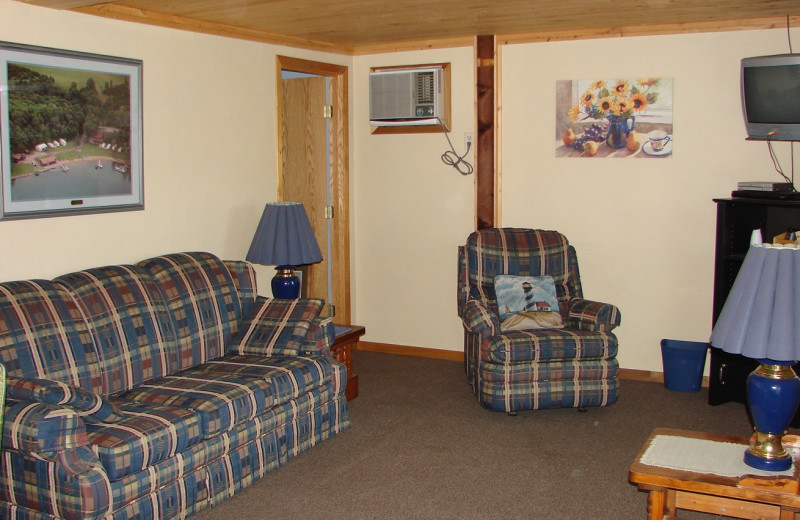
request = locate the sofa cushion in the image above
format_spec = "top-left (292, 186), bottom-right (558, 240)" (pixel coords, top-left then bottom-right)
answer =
top-left (6, 377), bottom-right (124, 424)
top-left (116, 370), bottom-right (273, 438)
top-left (137, 252), bottom-right (243, 370)
top-left (229, 297), bottom-right (324, 357)
top-left (0, 280), bottom-right (103, 391)
top-left (55, 265), bottom-right (180, 394)
top-left (88, 402), bottom-right (203, 481)
top-left (196, 354), bottom-right (335, 406)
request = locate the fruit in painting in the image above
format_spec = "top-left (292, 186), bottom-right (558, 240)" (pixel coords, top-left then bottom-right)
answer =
top-left (583, 141), bottom-right (599, 156)
top-left (626, 131), bottom-right (642, 152)
top-left (562, 128), bottom-right (576, 146)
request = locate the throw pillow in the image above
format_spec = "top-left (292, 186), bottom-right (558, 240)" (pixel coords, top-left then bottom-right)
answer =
top-left (229, 296), bottom-right (324, 357)
top-left (494, 275), bottom-right (564, 331)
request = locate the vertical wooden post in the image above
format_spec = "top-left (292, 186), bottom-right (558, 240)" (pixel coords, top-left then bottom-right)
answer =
top-left (475, 35), bottom-right (496, 230)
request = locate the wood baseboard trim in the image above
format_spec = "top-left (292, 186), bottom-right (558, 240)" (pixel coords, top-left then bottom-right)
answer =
top-left (358, 341), bottom-right (462, 362)
top-left (357, 342), bottom-right (709, 387)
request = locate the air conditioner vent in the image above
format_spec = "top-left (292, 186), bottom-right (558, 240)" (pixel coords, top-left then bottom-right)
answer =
top-left (415, 71), bottom-right (435, 104)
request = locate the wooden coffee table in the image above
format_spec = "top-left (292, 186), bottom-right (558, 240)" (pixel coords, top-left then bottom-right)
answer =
top-left (629, 428), bottom-right (800, 520)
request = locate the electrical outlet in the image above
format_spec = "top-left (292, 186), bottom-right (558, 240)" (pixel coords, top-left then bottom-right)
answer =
top-left (464, 132), bottom-right (474, 151)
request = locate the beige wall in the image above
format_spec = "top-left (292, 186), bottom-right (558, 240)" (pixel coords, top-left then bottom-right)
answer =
top-left (0, 0), bottom-right (350, 293)
top-left (353, 30), bottom-right (800, 372)
top-left (4, 0), bottom-right (799, 372)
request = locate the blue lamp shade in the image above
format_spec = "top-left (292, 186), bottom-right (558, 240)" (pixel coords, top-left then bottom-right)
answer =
top-left (246, 202), bottom-right (322, 299)
top-left (710, 243), bottom-right (800, 471)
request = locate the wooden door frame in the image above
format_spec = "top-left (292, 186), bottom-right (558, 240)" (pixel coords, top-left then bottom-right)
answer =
top-left (276, 56), bottom-right (351, 323)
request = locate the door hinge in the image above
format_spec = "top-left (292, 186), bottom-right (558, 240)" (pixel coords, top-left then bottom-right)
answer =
top-left (323, 105), bottom-right (333, 119)
top-left (325, 205), bottom-right (334, 219)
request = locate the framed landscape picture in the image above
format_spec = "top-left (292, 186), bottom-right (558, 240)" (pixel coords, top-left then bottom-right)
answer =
top-left (0, 42), bottom-right (143, 220)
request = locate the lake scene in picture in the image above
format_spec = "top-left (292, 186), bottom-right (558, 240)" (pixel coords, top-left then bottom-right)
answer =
top-left (7, 61), bottom-right (133, 200)
top-left (11, 157), bottom-right (131, 201)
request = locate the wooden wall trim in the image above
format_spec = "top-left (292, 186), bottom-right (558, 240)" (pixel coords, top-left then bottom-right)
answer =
top-left (358, 341), bottom-right (709, 386)
top-left (475, 35), bottom-right (496, 230)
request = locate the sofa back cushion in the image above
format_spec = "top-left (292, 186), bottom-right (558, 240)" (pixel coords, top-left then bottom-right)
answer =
top-left (137, 252), bottom-right (243, 370)
top-left (55, 265), bottom-right (181, 394)
top-left (0, 280), bottom-right (103, 391)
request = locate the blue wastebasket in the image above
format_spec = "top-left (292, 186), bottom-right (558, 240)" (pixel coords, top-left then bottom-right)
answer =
top-left (660, 339), bottom-right (708, 392)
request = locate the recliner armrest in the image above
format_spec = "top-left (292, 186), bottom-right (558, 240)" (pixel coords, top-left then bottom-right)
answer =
top-left (566, 298), bottom-right (621, 332)
top-left (460, 299), bottom-right (500, 337)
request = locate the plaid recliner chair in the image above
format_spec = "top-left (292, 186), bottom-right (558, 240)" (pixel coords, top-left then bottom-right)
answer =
top-left (457, 228), bottom-right (621, 412)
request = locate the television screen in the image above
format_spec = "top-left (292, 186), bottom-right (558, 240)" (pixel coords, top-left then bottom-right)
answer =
top-left (743, 64), bottom-right (800, 124)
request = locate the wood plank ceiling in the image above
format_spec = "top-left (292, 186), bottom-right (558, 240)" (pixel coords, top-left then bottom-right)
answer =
top-left (14, 0), bottom-right (800, 54)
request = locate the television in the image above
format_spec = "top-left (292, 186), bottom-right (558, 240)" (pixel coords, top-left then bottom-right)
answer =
top-left (741, 54), bottom-right (800, 141)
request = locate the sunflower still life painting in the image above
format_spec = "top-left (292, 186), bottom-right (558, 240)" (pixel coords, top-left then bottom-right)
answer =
top-left (555, 77), bottom-right (674, 158)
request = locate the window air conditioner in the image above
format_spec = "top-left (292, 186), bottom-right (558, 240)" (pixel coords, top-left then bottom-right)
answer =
top-left (369, 67), bottom-right (443, 126)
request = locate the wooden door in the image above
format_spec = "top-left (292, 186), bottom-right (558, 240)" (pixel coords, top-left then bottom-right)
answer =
top-left (278, 57), bottom-right (350, 323)
top-left (280, 76), bottom-right (328, 309)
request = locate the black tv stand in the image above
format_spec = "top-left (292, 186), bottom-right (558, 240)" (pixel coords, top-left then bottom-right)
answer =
top-left (731, 190), bottom-right (800, 200)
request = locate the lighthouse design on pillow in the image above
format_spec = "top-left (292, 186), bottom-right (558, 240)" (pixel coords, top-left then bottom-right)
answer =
top-left (494, 275), bottom-right (564, 331)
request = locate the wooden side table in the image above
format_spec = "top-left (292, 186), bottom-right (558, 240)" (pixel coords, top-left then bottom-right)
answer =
top-left (330, 324), bottom-right (365, 401)
top-left (629, 427), bottom-right (800, 520)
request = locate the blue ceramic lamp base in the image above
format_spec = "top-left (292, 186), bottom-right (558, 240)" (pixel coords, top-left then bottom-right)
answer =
top-left (744, 362), bottom-right (800, 471)
top-left (271, 266), bottom-right (300, 299)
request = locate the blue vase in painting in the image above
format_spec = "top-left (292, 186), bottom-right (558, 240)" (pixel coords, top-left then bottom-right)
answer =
top-left (606, 114), bottom-right (635, 149)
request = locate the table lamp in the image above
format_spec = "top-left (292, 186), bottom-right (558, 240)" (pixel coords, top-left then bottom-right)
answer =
top-left (710, 241), bottom-right (800, 471)
top-left (246, 201), bottom-right (322, 299)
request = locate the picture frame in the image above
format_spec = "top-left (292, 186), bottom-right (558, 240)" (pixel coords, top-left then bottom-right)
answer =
top-left (0, 41), bottom-right (143, 220)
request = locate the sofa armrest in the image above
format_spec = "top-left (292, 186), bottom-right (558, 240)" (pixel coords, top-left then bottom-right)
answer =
top-left (229, 296), bottom-right (325, 357)
top-left (4, 401), bottom-right (89, 455)
top-left (301, 317), bottom-right (336, 357)
top-left (6, 377), bottom-right (123, 424)
top-left (566, 298), bottom-right (621, 332)
top-left (461, 299), bottom-right (500, 337)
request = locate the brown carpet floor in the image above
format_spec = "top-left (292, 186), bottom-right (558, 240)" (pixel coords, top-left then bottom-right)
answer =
top-left (193, 351), bottom-right (757, 520)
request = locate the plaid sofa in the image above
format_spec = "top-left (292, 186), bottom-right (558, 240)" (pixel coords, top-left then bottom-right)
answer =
top-left (458, 229), bottom-right (621, 412)
top-left (0, 252), bottom-right (350, 520)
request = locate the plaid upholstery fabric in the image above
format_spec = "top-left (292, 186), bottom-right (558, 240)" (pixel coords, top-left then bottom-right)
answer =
top-left (54, 265), bottom-right (180, 394)
top-left (464, 229), bottom-right (582, 316)
top-left (0, 252), bottom-right (352, 520)
top-left (460, 299), bottom-right (499, 337)
top-left (567, 297), bottom-right (622, 332)
top-left (0, 280), bottom-right (102, 391)
top-left (3, 401), bottom-right (88, 454)
top-left (116, 370), bottom-right (272, 439)
top-left (458, 229), bottom-right (621, 412)
top-left (0, 445), bottom-right (112, 519)
top-left (87, 402), bottom-right (203, 481)
top-left (300, 317), bottom-right (335, 356)
top-left (137, 252), bottom-right (242, 369)
top-left (479, 358), bottom-right (619, 383)
top-left (476, 378), bottom-right (618, 412)
top-left (228, 296), bottom-right (324, 357)
top-left (223, 260), bottom-right (258, 321)
top-left (6, 377), bottom-right (123, 424)
top-left (108, 466), bottom-right (209, 520)
top-left (196, 354), bottom-right (336, 406)
top-left (481, 329), bottom-right (618, 364)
